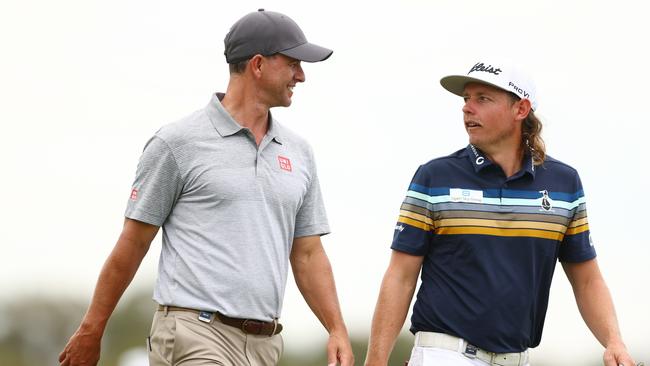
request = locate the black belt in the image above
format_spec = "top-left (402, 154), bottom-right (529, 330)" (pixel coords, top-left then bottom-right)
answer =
top-left (157, 305), bottom-right (282, 336)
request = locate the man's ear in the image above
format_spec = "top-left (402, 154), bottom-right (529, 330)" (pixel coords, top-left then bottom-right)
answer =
top-left (515, 98), bottom-right (532, 121)
top-left (248, 54), bottom-right (264, 78)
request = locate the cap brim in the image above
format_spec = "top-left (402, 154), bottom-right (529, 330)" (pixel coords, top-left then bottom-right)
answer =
top-left (440, 75), bottom-right (508, 97)
top-left (279, 42), bottom-right (333, 62)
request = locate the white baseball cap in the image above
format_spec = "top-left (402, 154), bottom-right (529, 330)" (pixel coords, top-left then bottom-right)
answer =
top-left (440, 61), bottom-right (538, 110)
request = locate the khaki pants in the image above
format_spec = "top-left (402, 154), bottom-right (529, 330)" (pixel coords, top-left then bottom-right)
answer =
top-left (148, 308), bottom-right (283, 366)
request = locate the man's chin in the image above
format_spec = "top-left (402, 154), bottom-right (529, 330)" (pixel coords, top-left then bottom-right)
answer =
top-left (270, 100), bottom-right (292, 108)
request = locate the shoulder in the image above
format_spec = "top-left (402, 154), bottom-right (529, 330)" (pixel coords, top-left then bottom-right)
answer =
top-left (536, 155), bottom-right (587, 196)
top-left (539, 155), bottom-right (581, 177)
top-left (153, 108), bottom-right (213, 149)
top-left (419, 147), bottom-right (469, 172)
top-left (404, 147), bottom-right (470, 187)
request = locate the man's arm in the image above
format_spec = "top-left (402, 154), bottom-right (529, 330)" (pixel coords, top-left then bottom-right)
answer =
top-left (365, 250), bottom-right (423, 366)
top-left (290, 235), bottom-right (354, 366)
top-left (59, 218), bottom-right (159, 366)
top-left (562, 258), bottom-right (636, 366)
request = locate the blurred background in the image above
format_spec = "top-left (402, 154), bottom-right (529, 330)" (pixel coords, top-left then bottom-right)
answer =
top-left (1, 0), bottom-right (649, 365)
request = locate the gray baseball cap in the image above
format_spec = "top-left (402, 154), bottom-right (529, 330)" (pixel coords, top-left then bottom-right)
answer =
top-left (224, 9), bottom-right (333, 64)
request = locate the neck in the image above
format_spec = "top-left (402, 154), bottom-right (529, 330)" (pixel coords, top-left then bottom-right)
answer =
top-left (481, 144), bottom-right (525, 178)
top-left (221, 77), bottom-right (270, 145)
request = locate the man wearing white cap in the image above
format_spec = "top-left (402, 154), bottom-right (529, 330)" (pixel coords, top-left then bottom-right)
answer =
top-left (364, 60), bottom-right (636, 366)
top-left (59, 9), bottom-right (353, 366)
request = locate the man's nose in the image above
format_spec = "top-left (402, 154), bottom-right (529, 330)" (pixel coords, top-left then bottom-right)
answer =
top-left (462, 101), bottom-right (473, 114)
top-left (295, 64), bottom-right (305, 83)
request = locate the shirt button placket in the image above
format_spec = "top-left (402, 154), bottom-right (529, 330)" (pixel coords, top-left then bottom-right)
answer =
top-left (255, 151), bottom-right (262, 176)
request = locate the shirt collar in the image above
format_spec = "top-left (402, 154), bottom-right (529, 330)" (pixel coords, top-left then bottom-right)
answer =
top-left (465, 144), bottom-right (493, 173)
top-left (522, 152), bottom-right (536, 178)
top-left (205, 93), bottom-right (283, 144)
top-left (465, 144), bottom-right (536, 178)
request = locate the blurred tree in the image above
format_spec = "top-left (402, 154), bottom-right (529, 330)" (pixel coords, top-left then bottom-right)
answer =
top-left (101, 290), bottom-right (157, 365)
top-left (279, 333), bottom-right (413, 366)
top-left (0, 288), bottom-right (155, 366)
top-left (0, 290), bottom-right (416, 365)
top-left (0, 289), bottom-right (630, 365)
top-left (0, 295), bottom-right (86, 365)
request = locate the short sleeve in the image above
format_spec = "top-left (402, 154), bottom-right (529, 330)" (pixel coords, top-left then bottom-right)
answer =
top-left (559, 172), bottom-right (597, 262)
top-left (294, 146), bottom-right (330, 238)
top-left (391, 165), bottom-right (434, 256)
top-left (124, 135), bottom-right (183, 226)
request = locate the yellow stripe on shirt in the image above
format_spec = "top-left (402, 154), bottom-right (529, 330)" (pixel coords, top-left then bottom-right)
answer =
top-left (435, 218), bottom-right (567, 233)
top-left (436, 226), bottom-right (565, 241)
top-left (398, 216), bottom-right (432, 232)
top-left (566, 223), bottom-right (589, 235)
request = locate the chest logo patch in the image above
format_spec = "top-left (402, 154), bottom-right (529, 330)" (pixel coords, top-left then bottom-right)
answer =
top-left (539, 189), bottom-right (553, 212)
top-left (278, 156), bottom-right (292, 172)
top-left (450, 188), bottom-right (483, 203)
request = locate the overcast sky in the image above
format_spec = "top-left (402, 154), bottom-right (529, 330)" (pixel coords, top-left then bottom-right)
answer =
top-left (2, 0), bottom-right (649, 363)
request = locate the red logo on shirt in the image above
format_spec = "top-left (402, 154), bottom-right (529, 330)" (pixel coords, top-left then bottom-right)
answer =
top-left (130, 188), bottom-right (138, 200)
top-left (278, 156), bottom-right (292, 172)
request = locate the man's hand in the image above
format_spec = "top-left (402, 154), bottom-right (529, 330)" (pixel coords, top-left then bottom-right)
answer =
top-left (364, 251), bottom-right (423, 366)
top-left (327, 331), bottom-right (354, 366)
top-left (603, 341), bottom-right (636, 366)
top-left (290, 236), bottom-right (353, 365)
top-left (58, 324), bottom-right (102, 366)
top-left (59, 219), bottom-right (158, 366)
top-left (563, 260), bottom-right (636, 366)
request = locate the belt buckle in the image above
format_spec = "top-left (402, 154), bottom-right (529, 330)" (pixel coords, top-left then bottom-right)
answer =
top-left (241, 319), bottom-right (251, 333)
top-left (241, 319), bottom-right (265, 335)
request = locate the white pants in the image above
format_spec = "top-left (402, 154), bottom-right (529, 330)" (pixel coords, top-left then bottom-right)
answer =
top-left (407, 346), bottom-right (531, 366)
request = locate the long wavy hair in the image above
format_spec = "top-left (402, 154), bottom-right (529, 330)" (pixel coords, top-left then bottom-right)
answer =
top-left (522, 111), bottom-right (546, 165)
top-left (509, 94), bottom-right (546, 165)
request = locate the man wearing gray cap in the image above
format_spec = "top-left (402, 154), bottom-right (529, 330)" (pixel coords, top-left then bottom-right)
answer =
top-left (364, 60), bottom-right (636, 366)
top-left (59, 9), bottom-right (353, 366)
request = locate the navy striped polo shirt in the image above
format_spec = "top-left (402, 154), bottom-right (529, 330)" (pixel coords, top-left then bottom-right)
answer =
top-left (392, 145), bottom-right (596, 353)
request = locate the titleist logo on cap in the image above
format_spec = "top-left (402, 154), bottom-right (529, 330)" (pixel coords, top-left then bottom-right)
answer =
top-left (440, 60), bottom-right (539, 110)
top-left (468, 62), bottom-right (502, 75)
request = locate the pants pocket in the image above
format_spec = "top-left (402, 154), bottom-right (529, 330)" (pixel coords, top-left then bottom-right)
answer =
top-left (148, 311), bottom-right (175, 366)
top-left (407, 346), bottom-right (423, 366)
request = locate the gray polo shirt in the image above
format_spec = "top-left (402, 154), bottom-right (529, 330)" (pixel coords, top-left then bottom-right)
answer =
top-left (125, 93), bottom-right (329, 321)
